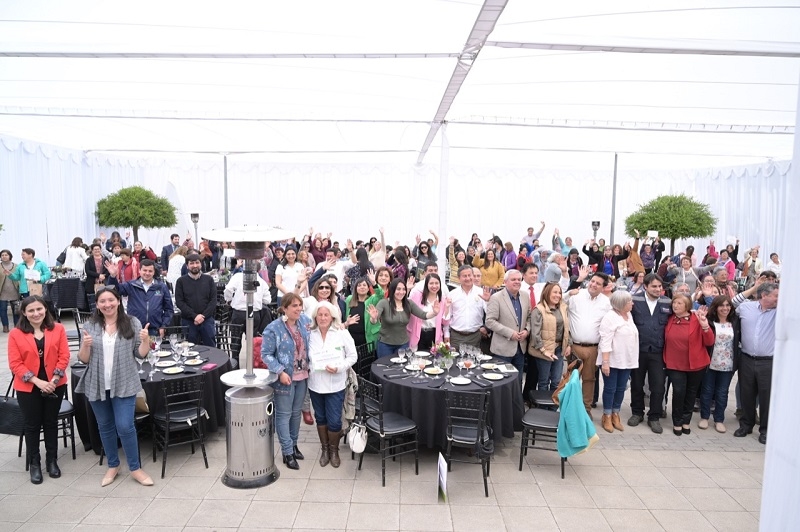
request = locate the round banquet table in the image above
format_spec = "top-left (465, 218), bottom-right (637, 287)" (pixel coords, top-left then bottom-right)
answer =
top-left (371, 355), bottom-right (524, 449)
top-left (71, 345), bottom-right (232, 454)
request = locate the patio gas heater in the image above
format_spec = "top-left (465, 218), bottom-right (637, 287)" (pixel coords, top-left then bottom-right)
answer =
top-left (203, 225), bottom-right (295, 489)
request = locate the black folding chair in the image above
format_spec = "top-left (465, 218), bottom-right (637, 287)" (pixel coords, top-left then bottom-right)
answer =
top-left (519, 408), bottom-right (567, 478)
top-left (66, 310), bottom-right (92, 352)
top-left (151, 374), bottom-right (208, 478)
top-left (354, 342), bottom-right (376, 380)
top-left (445, 390), bottom-right (493, 497)
top-left (356, 376), bottom-right (418, 486)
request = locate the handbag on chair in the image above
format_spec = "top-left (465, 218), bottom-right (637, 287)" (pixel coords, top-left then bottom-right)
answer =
top-left (0, 382), bottom-right (25, 436)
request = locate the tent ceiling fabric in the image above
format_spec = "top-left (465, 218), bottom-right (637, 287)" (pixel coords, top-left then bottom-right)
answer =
top-left (0, 0), bottom-right (798, 168)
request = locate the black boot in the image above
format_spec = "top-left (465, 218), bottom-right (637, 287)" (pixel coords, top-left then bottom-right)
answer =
top-left (293, 446), bottom-right (304, 460)
top-left (29, 454), bottom-right (43, 484)
top-left (283, 454), bottom-right (299, 470)
top-left (46, 458), bottom-right (61, 478)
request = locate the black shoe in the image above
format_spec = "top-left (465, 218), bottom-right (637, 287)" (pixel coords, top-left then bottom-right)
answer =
top-left (46, 459), bottom-right (61, 479)
top-left (682, 427), bottom-right (691, 435)
top-left (758, 433), bottom-right (767, 444)
top-left (293, 446), bottom-right (304, 460)
top-left (590, 402), bottom-right (597, 408)
top-left (660, 410), bottom-right (668, 419)
top-left (733, 427), bottom-right (753, 438)
top-left (29, 458), bottom-right (43, 484)
top-left (627, 414), bottom-right (643, 427)
top-left (283, 454), bottom-right (299, 470)
top-left (648, 420), bottom-right (663, 434)
top-left (672, 428), bottom-right (682, 436)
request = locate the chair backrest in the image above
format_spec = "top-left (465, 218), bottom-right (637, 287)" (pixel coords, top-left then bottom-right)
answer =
top-left (357, 375), bottom-right (384, 429)
top-left (160, 374), bottom-right (205, 423)
top-left (72, 309), bottom-right (92, 330)
top-left (355, 342), bottom-right (376, 380)
top-left (445, 390), bottom-right (491, 449)
top-left (215, 322), bottom-right (243, 357)
top-left (162, 325), bottom-right (189, 342)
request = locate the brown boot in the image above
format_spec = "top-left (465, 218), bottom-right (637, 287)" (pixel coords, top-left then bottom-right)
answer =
top-left (327, 430), bottom-right (342, 468)
top-left (316, 425), bottom-right (329, 467)
top-left (601, 414), bottom-right (614, 433)
top-left (611, 413), bottom-right (624, 431)
top-left (2, 325), bottom-right (8, 333)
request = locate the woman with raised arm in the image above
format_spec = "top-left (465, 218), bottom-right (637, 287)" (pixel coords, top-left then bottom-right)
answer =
top-left (367, 278), bottom-right (439, 357)
top-left (408, 273), bottom-right (451, 352)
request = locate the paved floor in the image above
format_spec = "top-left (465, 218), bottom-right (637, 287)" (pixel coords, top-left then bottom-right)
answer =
top-left (0, 321), bottom-right (764, 531)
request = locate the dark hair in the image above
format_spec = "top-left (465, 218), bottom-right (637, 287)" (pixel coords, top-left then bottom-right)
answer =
top-left (90, 288), bottom-right (135, 339)
top-left (592, 272), bottom-right (611, 286)
top-left (185, 253), bottom-right (202, 263)
top-left (326, 247), bottom-right (339, 257)
top-left (311, 278), bottom-right (337, 305)
top-left (90, 243), bottom-right (102, 251)
top-left (22, 248), bottom-right (35, 257)
top-left (349, 277), bottom-right (373, 307)
top-left (707, 295), bottom-right (735, 323)
top-left (282, 245), bottom-right (297, 266)
top-left (759, 270), bottom-right (777, 281)
top-left (0, 249), bottom-right (12, 260)
top-left (643, 273), bottom-right (663, 286)
top-left (110, 231), bottom-right (122, 241)
top-left (140, 259), bottom-right (156, 269)
top-left (119, 248), bottom-right (132, 258)
top-left (393, 247), bottom-right (408, 266)
top-left (685, 245), bottom-right (695, 256)
top-left (422, 273), bottom-right (442, 303)
top-left (277, 292), bottom-right (303, 315)
top-left (521, 262), bottom-right (538, 275)
top-left (482, 249), bottom-right (496, 270)
top-left (387, 278), bottom-right (410, 317)
top-left (374, 266), bottom-right (393, 287)
top-left (70, 237), bottom-right (83, 247)
top-left (170, 233), bottom-right (180, 240)
top-left (355, 247), bottom-right (371, 273)
top-left (16, 295), bottom-right (56, 333)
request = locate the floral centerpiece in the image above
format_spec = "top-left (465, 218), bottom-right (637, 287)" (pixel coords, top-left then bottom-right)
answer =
top-left (431, 341), bottom-right (454, 360)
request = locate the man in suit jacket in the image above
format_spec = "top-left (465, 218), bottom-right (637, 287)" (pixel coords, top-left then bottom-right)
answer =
top-left (161, 233), bottom-right (181, 273)
top-left (486, 269), bottom-right (531, 380)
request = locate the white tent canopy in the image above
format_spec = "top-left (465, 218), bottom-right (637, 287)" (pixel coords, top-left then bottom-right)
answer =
top-left (0, 0), bottom-right (797, 169)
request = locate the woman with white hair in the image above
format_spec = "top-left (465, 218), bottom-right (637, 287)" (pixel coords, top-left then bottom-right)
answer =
top-left (307, 301), bottom-right (358, 468)
top-left (598, 290), bottom-right (639, 433)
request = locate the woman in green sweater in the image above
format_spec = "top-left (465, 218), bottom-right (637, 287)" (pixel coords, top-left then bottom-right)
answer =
top-left (367, 278), bottom-right (439, 357)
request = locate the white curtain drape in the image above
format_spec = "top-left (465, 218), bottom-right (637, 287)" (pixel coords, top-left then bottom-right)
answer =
top-left (0, 135), bottom-right (789, 264)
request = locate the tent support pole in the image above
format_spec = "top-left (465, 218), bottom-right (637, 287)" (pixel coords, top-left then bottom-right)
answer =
top-left (223, 154), bottom-right (229, 226)
top-left (609, 153), bottom-right (618, 249)
top-left (438, 123), bottom-right (449, 274)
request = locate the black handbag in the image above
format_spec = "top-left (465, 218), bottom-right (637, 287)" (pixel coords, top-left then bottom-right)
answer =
top-left (0, 381), bottom-right (25, 436)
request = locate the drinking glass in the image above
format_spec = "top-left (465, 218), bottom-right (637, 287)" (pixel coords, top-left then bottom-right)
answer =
top-left (172, 349), bottom-right (182, 368)
top-left (443, 356), bottom-right (454, 382)
top-left (169, 334), bottom-right (178, 352)
top-left (149, 335), bottom-right (160, 354)
top-left (456, 357), bottom-right (465, 378)
top-left (135, 355), bottom-right (145, 375)
top-left (146, 351), bottom-right (158, 380)
top-left (464, 354), bottom-right (475, 376)
top-left (418, 356), bottom-right (427, 379)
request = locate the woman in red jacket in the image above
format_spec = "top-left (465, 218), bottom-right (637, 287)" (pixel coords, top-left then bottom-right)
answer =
top-left (663, 294), bottom-right (714, 436)
top-left (7, 296), bottom-right (70, 484)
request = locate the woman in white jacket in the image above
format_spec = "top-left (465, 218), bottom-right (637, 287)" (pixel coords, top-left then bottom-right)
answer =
top-left (307, 301), bottom-right (357, 468)
top-left (63, 237), bottom-right (89, 273)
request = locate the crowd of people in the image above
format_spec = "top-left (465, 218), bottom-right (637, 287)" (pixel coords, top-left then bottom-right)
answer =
top-left (4, 222), bottom-right (781, 483)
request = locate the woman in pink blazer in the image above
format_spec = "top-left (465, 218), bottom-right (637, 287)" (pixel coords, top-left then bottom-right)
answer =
top-left (407, 273), bottom-right (450, 352)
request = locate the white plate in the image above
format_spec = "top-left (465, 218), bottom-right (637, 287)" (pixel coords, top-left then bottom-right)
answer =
top-left (476, 354), bottom-right (492, 361)
top-left (187, 350), bottom-right (200, 356)
top-left (390, 357), bottom-right (407, 364)
top-left (184, 358), bottom-right (204, 366)
top-left (162, 367), bottom-right (184, 375)
top-left (155, 360), bottom-right (176, 368)
top-left (415, 351), bottom-right (431, 357)
top-left (450, 377), bottom-right (471, 385)
top-left (157, 351), bottom-right (173, 358)
top-left (483, 373), bottom-right (503, 381)
top-left (424, 367), bottom-right (444, 375)
top-left (480, 363), bottom-right (496, 370)
top-left (181, 342), bottom-right (195, 348)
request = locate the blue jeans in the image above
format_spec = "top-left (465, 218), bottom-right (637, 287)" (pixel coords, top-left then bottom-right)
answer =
top-left (0, 299), bottom-right (18, 327)
top-left (535, 347), bottom-right (564, 391)
top-left (309, 389), bottom-right (345, 432)
top-left (602, 368), bottom-right (632, 415)
top-left (377, 341), bottom-right (408, 357)
top-left (495, 349), bottom-right (525, 382)
top-left (90, 391), bottom-right (141, 471)
top-left (700, 369), bottom-right (734, 423)
top-left (273, 379), bottom-right (307, 456)
top-left (182, 318), bottom-right (216, 347)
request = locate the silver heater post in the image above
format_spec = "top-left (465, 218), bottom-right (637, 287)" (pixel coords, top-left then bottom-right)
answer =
top-left (242, 258), bottom-right (257, 378)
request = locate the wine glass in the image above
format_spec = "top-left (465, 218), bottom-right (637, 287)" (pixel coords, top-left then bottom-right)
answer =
top-left (146, 350), bottom-right (158, 380)
top-left (149, 335), bottom-right (160, 354)
top-left (418, 356), bottom-right (427, 379)
top-left (135, 355), bottom-right (145, 374)
top-left (464, 353), bottom-right (475, 376)
top-left (169, 334), bottom-right (178, 352)
top-left (172, 348), bottom-right (182, 369)
top-left (456, 356), bottom-right (465, 378)
top-left (458, 344), bottom-right (466, 358)
top-left (443, 356), bottom-right (454, 383)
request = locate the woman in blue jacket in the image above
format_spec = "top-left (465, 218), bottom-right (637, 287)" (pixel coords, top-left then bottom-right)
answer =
top-left (260, 293), bottom-right (311, 470)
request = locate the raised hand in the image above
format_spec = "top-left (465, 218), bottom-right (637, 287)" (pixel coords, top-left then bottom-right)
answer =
top-left (379, 227), bottom-right (384, 235)
top-left (577, 265), bottom-right (590, 282)
top-left (432, 299), bottom-right (441, 314)
top-left (104, 261), bottom-right (118, 277)
top-left (480, 287), bottom-right (491, 301)
top-left (367, 304), bottom-right (379, 322)
top-left (415, 234), bottom-right (421, 244)
top-left (139, 323), bottom-right (150, 344)
top-left (82, 330), bottom-right (93, 349)
top-left (367, 268), bottom-right (376, 286)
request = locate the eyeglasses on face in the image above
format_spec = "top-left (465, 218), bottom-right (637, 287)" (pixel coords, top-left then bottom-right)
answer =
top-left (318, 285), bottom-right (332, 290)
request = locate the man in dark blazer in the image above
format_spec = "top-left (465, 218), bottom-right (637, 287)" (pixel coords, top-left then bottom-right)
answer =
top-left (629, 273), bottom-right (672, 434)
top-left (485, 269), bottom-right (531, 380)
top-left (160, 233), bottom-right (180, 273)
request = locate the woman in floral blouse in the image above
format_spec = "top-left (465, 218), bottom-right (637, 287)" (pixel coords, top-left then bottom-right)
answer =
top-left (698, 296), bottom-right (740, 433)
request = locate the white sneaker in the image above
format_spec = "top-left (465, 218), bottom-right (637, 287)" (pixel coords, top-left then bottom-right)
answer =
top-left (698, 418), bottom-right (709, 430)
top-left (715, 422), bottom-right (727, 433)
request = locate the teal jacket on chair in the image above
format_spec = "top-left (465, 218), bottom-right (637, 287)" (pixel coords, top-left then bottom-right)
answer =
top-left (556, 369), bottom-right (598, 458)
